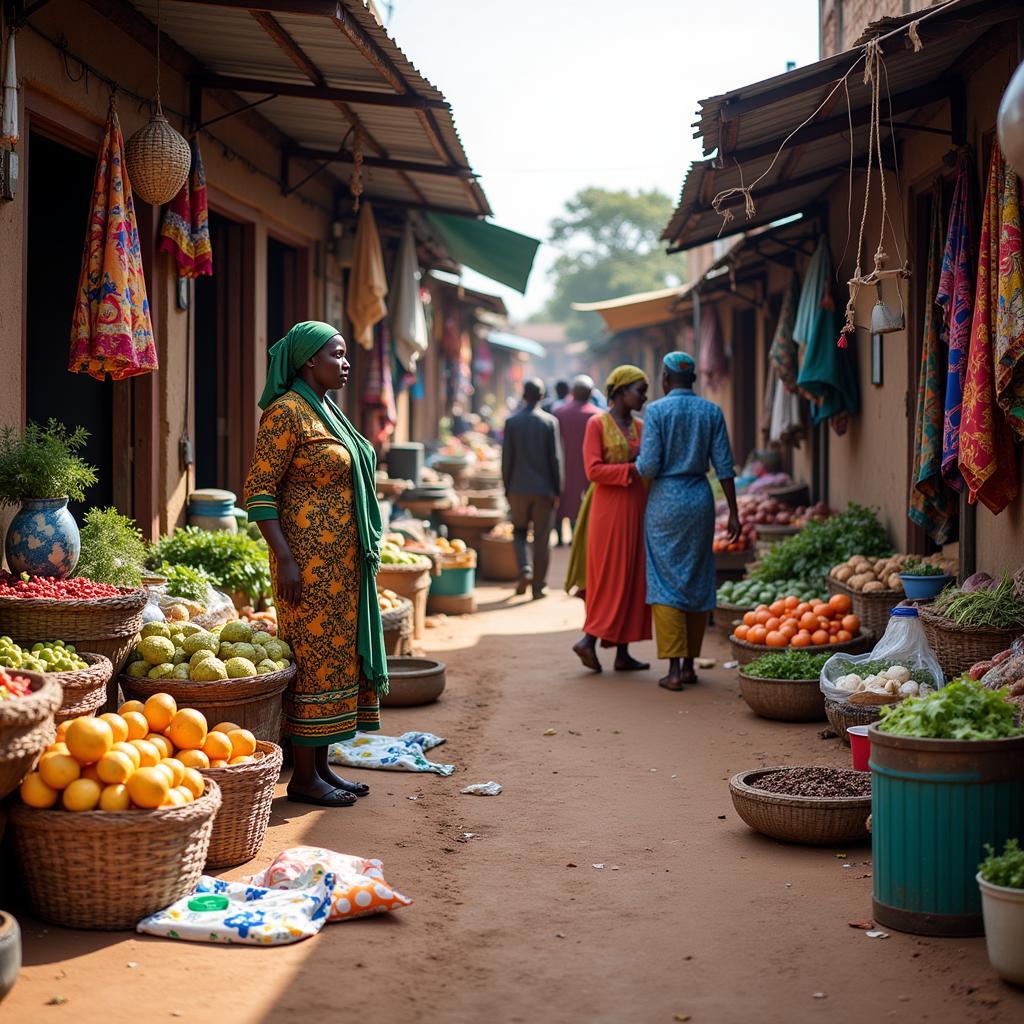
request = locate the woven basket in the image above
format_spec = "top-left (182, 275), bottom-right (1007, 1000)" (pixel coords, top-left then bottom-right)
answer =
top-left (729, 632), bottom-right (873, 666)
top-left (380, 597), bottom-right (414, 656)
top-left (0, 588), bottom-right (147, 681)
top-left (737, 672), bottom-right (826, 722)
top-left (200, 742), bottom-right (282, 869)
top-left (10, 779), bottom-right (221, 930)
top-left (124, 111), bottom-right (191, 205)
top-left (715, 601), bottom-right (751, 642)
top-left (0, 673), bottom-right (61, 801)
top-left (824, 696), bottom-right (884, 745)
top-left (729, 767), bottom-right (871, 845)
top-left (441, 509), bottom-right (505, 533)
top-left (479, 535), bottom-right (519, 582)
top-left (917, 605), bottom-right (1023, 681)
top-left (825, 577), bottom-right (902, 637)
top-left (462, 489), bottom-right (505, 511)
top-left (49, 652), bottom-right (113, 723)
top-left (377, 561), bottom-right (432, 640)
top-left (119, 665), bottom-right (294, 743)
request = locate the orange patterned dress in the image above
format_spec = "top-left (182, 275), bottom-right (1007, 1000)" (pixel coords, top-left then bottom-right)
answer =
top-left (244, 392), bottom-right (380, 744)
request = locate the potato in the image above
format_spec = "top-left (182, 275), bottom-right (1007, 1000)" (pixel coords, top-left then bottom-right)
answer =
top-left (862, 580), bottom-right (886, 593)
top-left (887, 573), bottom-right (903, 590)
top-left (848, 573), bottom-right (871, 590)
top-left (835, 566), bottom-right (855, 583)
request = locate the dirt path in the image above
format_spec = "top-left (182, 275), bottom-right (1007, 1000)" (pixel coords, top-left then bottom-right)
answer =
top-left (6, 550), bottom-right (1024, 1024)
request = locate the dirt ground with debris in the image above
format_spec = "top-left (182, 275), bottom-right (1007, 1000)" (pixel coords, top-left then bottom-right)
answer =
top-left (6, 550), bottom-right (1024, 1024)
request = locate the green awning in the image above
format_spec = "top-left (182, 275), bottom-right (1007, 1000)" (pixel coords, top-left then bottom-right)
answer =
top-left (487, 331), bottom-right (546, 357)
top-left (425, 213), bottom-right (540, 294)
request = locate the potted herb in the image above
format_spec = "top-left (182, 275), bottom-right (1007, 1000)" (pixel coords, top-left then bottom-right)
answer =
top-left (977, 839), bottom-right (1024, 984)
top-left (0, 421), bottom-right (97, 578)
top-left (75, 507), bottom-right (147, 588)
top-left (899, 559), bottom-right (953, 601)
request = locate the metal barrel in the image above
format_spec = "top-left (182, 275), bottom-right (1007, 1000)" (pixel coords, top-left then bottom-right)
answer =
top-left (868, 726), bottom-right (1024, 936)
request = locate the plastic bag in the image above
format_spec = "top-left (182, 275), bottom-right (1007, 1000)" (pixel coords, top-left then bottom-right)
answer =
top-left (820, 607), bottom-right (945, 703)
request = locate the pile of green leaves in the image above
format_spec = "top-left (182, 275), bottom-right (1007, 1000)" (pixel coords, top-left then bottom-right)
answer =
top-left (744, 650), bottom-right (832, 680)
top-left (933, 574), bottom-right (1024, 629)
top-left (75, 507), bottom-right (148, 588)
top-left (900, 560), bottom-right (947, 578)
top-left (147, 527), bottom-right (271, 603)
top-left (980, 839), bottom-right (1024, 890)
top-left (878, 678), bottom-right (1021, 740)
top-left (156, 562), bottom-right (213, 605)
top-left (751, 503), bottom-right (890, 588)
top-left (0, 420), bottom-right (97, 504)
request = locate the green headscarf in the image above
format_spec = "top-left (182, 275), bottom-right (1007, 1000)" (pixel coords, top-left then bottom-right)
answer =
top-left (260, 321), bottom-right (388, 696)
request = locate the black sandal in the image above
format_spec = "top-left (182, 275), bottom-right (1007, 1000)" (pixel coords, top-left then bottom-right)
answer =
top-left (328, 777), bottom-right (370, 798)
top-left (286, 786), bottom-right (357, 807)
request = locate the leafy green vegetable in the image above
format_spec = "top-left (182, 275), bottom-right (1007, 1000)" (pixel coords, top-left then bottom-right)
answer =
top-left (148, 527), bottom-right (271, 603)
top-left (878, 678), bottom-right (1021, 740)
top-left (75, 507), bottom-right (148, 588)
top-left (157, 562), bottom-right (214, 605)
top-left (0, 420), bottom-right (98, 504)
top-left (900, 560), bottom-right (947, 578)
top-left (933, 574), bottom-right (1024, 629)
top-left (751, 503), bottom-right (890, 589)
top-left (743, 650), bottom-right (832, 680)
top-left (980, 839), bottom-right (1024, 890)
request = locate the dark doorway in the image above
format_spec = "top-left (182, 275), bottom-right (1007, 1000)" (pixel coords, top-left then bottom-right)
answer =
top-left (26, 131), bottom-right (120, 517)
top-left (266, 236), bottom-right (301, 347)
top-left (731, 305), bottom-right (758, 466)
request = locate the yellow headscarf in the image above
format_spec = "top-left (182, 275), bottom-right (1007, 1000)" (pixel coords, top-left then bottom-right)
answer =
top-left (605, 364), bottom-right (648, 399)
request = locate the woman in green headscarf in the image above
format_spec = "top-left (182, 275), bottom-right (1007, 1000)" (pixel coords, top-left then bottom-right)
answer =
top-left (245, 321), bottom-right (387, 807)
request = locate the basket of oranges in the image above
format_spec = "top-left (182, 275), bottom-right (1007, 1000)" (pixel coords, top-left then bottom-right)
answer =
top-left (9, 695), bottom-right (224, 930)
top-left (729, 594), bottom-right (872, 666)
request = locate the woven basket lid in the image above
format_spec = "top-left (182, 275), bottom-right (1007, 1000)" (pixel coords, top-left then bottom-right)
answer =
top-left (125, 113), bottom-right (191, 206)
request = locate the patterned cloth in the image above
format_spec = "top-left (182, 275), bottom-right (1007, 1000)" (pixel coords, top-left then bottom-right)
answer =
top-left (68, 103), bottom-right (158, 381)
top-left (993, 156), bottom-right (1024, 438)
top-left (158, 137), bottom-right (212, 278)
top-left (363, 325), bottom-right (397, 445)
top-left (244, 393), bottom-right (381, 744)
top-left (937, 155), bottom-right (975, 491)
top-left (698, 306), bottom-right (728, 392)
top-left (636, 389), bottom-right (735, 613)
top-left (329, 731), bottom-right (455, 775)
top-left (769, 272), bottom-right (801, 388)
top-left (959, 147), bottom-right (1019, 514)
top-left (909, 186), bottom-right (958, 544)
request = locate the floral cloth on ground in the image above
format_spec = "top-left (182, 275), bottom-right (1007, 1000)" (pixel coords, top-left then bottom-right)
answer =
top-left (136, 873), bottom-right (335, 945)
top-left (247, 847), bottom-right (413, 921)
top-left (329, 731), bottom-right (455, 776)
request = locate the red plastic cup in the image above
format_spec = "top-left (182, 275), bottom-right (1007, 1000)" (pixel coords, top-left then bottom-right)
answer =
top-left (847, 725), bottom-right (871, 771)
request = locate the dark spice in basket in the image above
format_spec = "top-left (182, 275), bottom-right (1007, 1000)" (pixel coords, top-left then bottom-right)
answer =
top-left (753, 766), bottom-right (871, 798)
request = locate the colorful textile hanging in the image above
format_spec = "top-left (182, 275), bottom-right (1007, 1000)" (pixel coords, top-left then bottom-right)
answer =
top-left (68, 101), bottom-right (158, 381)
top-left (362, 325), bottom-right (396, 445)
top-left (347, 202), bottom-right (388, 350)
top-left (158, 137), bottom-right (213, 278)
top-left (993, 157), bottom-right (1024, 437)
top-left (937, 155), bottom-right (974, 491)
top-left (697, 305), bottom-right (728, 391)
top-left (909, 186), bottom-right (958, 543)
top-left (769, 272), bottom-right (801, 389)
top-left (958, 146), bottom-right (1019, 514)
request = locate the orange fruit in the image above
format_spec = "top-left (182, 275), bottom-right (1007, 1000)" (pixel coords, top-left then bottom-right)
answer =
top-left (118, 699), bottom-right (145, 716)
top-left (790, 633), bottom-right (811, 648)
top-left (742, 611), bottom-right (757, 628)
top-left (829, 621), bottom-right (841, 635)
top-left (753, 610), bottom-right (770, 626)
top-left (81, 764), bottom-right (102, 783)
top-left (209, 759), bottom-right (229, 768)
top-left (55, 720), bottom-right (71, 742)
top-left (126, 766), bottom-right (170, 809)
top-left (130, 739), bottom-right (162, 768)
top-left (173, 785), bottom-right (196, 804)
top-left (836, 629), bottom-right (853, 643)
top-left (202, 731), bottom-right (233, 761)
top-left (229, 755), bottom-right (255, 766)
top-left (176, 749), bottom-right (210, 770)
top-left (99, 783), bottom-right (132, 812)
top-left (769, 600), bottom-right (785, 617)
top-left (20, 772), bottom-right (59, 808)
top-left (783, 596), bottom-right (800, 611)
top-left (146, 733), bottom-right (175, 759)
top-left (227, 729), bottom-right (256, 758)
top-left (842, 614), bottom-right (861, 635)
top-left (160, 789), bottom-right (187, 808)
top-left (65, 716), bottom-right (114, 765)
top-left (780, 623), bottom-right (798, 640)
top-left (160, 758), bottom-right (186, 787)
top-left (799, 612), bottom-right (818, 631)
top-left (829, 593), bottom-right (853, 615)
top-left (181, 767), bottom-right (205, 800)
top-left (96, 750), bottom-right (135, 785)
top-left (211, 721), bottom-right (241, 736)
top-left (811, 630), bottom-right (829, 646)
top-left (153, 762), bottom-right (176, 785)
top-left (99, 713), bottom-right (130, 744)
top-left (748, 626), bottom-right (768, 645)
top-left (765, 631), bottom-right (787, 648)
top-left (44, 741), bottom-right (69, 756)
top-left (143, 693), bottom-right (177, 733)
top-left (734, 624), bottom-right (750, 641)
top-left (795, 602), bottom-right (811, 617)
top-left (765, 617), bottom-right (781, 632)
top-left (829, 635), bottom-right (841, 645)
top-left (39, 752), bottom-right (81, 790)
top-left (167, 708), bottom-right (208, 752)
top-left (122, 711), bottom-right (150, 741)
top-left (812, 603), bottom-right (831, 619)
top-left (62, 778), bottom-right (102, 812)
top-left (112, 741), bottom-right (142, 768)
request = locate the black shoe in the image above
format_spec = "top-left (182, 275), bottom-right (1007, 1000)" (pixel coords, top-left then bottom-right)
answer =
top-left (515, 573), bottom-right (532, 596)
top-left (532, 585), bottom-right (548, 600)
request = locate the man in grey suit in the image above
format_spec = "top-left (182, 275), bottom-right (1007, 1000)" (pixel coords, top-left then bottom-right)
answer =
top-left (502, 379), bottom-right (564, 599)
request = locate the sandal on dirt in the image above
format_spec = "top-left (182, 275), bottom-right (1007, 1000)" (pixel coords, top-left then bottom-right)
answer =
top-left (328, 777), bottom-right (370, 798)
top-left (286, 786), bottom-right (357, 807)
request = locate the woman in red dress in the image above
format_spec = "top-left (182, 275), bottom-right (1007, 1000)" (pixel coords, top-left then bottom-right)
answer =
top-left (566, 365), bottom-right (651, 672)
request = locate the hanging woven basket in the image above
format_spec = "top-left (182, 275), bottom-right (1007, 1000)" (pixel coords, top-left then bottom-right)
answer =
top-left (125, 109), bottom-right (191, 206)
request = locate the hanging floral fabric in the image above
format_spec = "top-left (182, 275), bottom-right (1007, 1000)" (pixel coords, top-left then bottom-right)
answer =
top-left (958, 146), bottom-right (1019, 514)
top-left (697, 305), bottom-right (728, 392)
top-left (936, 154), bottom-right (974, 491)
top-left (362, 325), bottom-right (396, 445)
top-left (769, 272), bottom-right (801, 389)
top-left (993, 157), bottom-right (1024, 437)
top-left (68, 101), bottom-right (158, 381)
top-left (158, 137), bottom-right (213, 278)
top-left (347, 202), bottom-right (388, 351)
top-left (909, 186), bottom-right (958, 544)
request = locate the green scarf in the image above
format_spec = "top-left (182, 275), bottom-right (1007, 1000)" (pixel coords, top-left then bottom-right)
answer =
top-left (260, 322), bottom-right (388, 695)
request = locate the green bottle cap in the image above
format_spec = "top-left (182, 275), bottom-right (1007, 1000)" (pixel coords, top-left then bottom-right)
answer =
top-left (188, 895), bottom-right (229, 912)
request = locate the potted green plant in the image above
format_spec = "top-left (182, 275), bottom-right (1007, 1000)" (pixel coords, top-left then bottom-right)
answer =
top-left (0, 421), bottom-right (97, 578)
top-left (898, 559), bottom-right (953, 601)
top-left (977, 839), bottom-right (1024, 984)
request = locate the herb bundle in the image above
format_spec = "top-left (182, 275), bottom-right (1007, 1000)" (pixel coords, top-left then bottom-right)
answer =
top-left (76, 507), bottom-right (148, 588)
top-left (743, 650), bottom-right (832, 680)
top-left (933, 574), bottom-right (1024, 630)
top-left (980, 839), bottom-right (1024, 890)
top-left (147, 527), bottom-right (272, 604)
top-left (0, 420), bottom-right (97, 504)
top-left (157, 562), bottom-right (214, 605)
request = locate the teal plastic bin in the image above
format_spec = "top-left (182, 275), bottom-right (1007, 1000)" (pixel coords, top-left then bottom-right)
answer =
top-left (430, 566), bottom-right (475, 597)
top-left (869, 725), bottom-right (1024, 936)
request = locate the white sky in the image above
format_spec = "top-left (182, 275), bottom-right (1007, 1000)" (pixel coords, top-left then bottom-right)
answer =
top-left (388, 0), bottom-right (821, 321)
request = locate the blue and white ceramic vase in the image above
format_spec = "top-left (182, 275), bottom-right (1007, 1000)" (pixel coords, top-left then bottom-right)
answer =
top-left (4, 497), bottom-right (81, 578)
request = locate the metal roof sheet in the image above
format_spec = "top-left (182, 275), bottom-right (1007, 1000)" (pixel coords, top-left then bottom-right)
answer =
top-left (662, 0), bottom-right (1019, 250)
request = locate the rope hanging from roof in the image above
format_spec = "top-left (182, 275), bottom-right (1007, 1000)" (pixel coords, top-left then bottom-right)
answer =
top-left (350, 126), bottom-right (365, 212)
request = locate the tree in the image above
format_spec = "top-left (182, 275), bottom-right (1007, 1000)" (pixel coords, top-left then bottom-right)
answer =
top-left (534, 187), bottom-right (682, 341)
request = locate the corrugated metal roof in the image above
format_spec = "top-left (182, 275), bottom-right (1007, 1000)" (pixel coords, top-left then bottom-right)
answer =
top-left (129, 0), bottom-right (490, 217)
top-left (662, 0), bottom-right (1019, 250)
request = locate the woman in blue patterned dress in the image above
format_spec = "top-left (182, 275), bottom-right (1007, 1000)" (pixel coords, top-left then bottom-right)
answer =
top-left (636, 352), bottom-right (740, 690)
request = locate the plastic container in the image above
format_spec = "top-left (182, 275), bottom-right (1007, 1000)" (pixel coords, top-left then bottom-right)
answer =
top-left (847, 725), bottom-right (871, 770)
top-left (899, 572), bottom-right (953, 601)
top-left (388, 443), bottom-right (424, 483)
top-left (430, 566), bottom-right (476, 597)
top-left (977, 872), bottom-right (1024, 985)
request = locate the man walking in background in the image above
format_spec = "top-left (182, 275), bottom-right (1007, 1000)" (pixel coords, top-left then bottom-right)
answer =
top-left (542, 380), bottom-right (570, 414)
top-left (553, 375), bottom-right (600, 545)
top-left (502, 378), bottom-right (564, 599)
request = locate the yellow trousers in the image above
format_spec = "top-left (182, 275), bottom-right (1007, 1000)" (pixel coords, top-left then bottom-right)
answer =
top-left (651, 605), bottom-right (708, 659)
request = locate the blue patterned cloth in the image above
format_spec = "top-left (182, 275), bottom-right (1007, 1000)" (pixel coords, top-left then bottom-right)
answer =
top-left (636, 389), bottom-right (735, 612)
